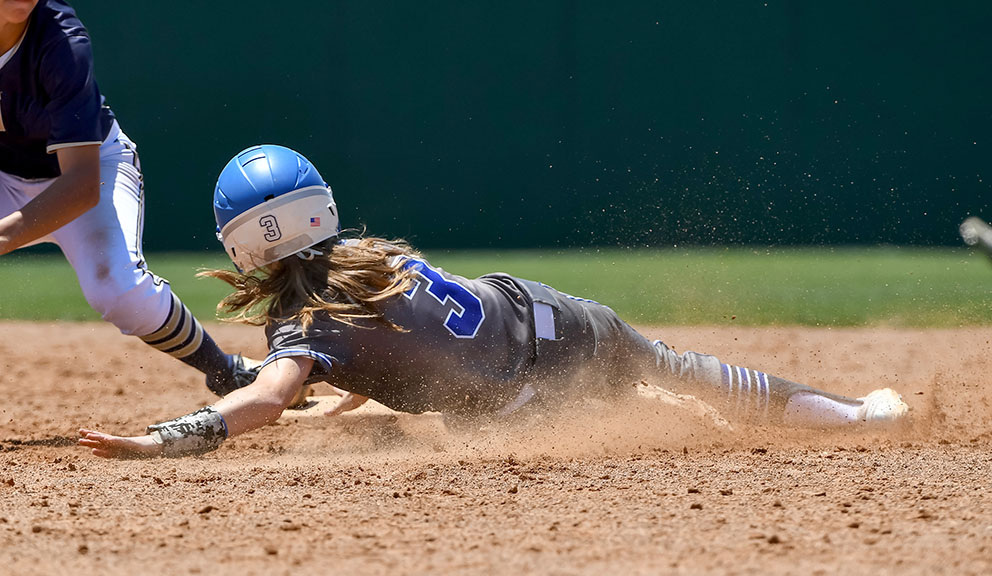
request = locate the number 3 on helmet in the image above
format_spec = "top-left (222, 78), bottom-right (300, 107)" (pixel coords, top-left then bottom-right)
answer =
top-left (213, 145), bottom-right (340, 272)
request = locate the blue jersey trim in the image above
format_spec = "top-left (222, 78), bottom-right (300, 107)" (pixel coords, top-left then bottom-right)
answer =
top-left (215, 409), bottom-right (230, 438)
top-left (46, 140), bottom-right (102, 153)
top-left (261, 348), bottom-right (335, 373)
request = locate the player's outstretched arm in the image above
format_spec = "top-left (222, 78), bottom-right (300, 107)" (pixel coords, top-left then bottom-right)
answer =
top-left (78, 356), bottom-right (315, 459)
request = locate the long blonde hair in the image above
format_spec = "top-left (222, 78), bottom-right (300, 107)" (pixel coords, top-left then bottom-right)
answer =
top-left (200, 236), bottom-right (421, 332)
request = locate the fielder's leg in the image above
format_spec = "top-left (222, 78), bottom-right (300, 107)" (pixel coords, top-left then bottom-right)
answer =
top-left (50, 126), bottom-right (257, 395)
top-left (649, 340), bottom-right (908, 426)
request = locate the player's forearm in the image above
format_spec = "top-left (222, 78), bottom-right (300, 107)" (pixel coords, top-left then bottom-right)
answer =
top-left (129, 384), bottom-right (293, 458)
top-left (0, 165), bottom-right (100, 255)
top-left (213, 382), bottom-right (299, 437)
top-left (80, 358), bottom-right (312, 459)
top-left (80, 404), bottom-right (245, 460)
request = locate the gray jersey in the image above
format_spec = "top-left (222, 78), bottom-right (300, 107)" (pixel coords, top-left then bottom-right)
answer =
top-left (264, 258), bottom-right (541, 415)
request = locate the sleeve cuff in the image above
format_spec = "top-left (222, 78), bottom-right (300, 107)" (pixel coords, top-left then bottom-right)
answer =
top-left (261, 349), bottom-right (336, 373)
top-left (46, 140), bottom-right (102, 154)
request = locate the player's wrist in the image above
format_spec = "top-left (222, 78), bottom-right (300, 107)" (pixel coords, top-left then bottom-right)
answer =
top-left (144, 433), bottom-right (166, 456)
top-left (146, 406), bottom-right (229, 457)
top-left (0, 210), bottom-right (30, 254)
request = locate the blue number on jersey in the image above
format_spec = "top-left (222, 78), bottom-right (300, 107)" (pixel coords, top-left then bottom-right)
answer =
top-left (403, 259), bottom-right (485, 338)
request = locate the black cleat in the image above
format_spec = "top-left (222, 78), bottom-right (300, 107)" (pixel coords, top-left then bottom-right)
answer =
top-left (206, 354), bottom-right (261, 396)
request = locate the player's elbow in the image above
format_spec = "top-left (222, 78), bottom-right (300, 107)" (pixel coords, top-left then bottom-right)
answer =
top-left (252, 384), bottom-right (301, 425)
top-left (255, 401), bottom-right (288, 428)
top-left (75, 168), bottom-right (101, 210)
top-left (58, 165), bottom-right (101, 212)
top-left (56, 145), bottom-right (103, 211)
top-left (222, 394), bottom-right (288, 439)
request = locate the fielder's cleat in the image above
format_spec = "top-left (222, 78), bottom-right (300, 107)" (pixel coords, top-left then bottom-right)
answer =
top-left (960, 216), bottom-right (992, 257)
top-left (206, 354), bottom-right (262, 396)
top-left (857, 388), bottom-right (909, 423)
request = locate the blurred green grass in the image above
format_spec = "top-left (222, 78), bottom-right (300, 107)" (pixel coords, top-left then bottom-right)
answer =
top-left (1, 247), bottom-right (989, 326)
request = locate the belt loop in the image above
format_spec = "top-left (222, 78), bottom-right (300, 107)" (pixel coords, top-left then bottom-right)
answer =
top-left (533, 301), bottom-right (557, 340)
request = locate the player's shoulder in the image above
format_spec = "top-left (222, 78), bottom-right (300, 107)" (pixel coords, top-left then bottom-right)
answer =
top-left (405, 255), bottom-right (477, 285)
top-left (20, 1), bottom-right (96, 89)
top-left (28, 1), bottom-right (91, 54)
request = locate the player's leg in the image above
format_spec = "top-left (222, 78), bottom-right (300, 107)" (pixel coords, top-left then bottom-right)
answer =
top-left (51, 128), bottom-right (256, 395)
top-left (647, 340), bottom-right (907, 426)
top-left (549, 292), bottom-right (908, 426)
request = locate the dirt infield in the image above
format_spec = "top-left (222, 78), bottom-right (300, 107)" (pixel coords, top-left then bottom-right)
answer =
top-left (1, 321), bottom-right (991, 575)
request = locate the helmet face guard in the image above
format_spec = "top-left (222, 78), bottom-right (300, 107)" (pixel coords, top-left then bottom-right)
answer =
top-left (213, 145), bottom-right (340, 272)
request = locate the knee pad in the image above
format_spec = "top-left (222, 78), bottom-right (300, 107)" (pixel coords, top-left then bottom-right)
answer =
top-left (652, 340), bottom-right (724, 386)
top-left (681, 350), bottom-right (723, 382)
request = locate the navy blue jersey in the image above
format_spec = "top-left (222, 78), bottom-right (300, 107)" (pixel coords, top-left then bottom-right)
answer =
top-left (263, 258), bottom-right (539, 416)
top-left (0, 0), bottom-right (115, 179)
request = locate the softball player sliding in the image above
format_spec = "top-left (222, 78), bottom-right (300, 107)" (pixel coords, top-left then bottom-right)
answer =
top-left (0, 1), bottom-right (256, 394)
top-left (79, 145), bottom-right (909, 459)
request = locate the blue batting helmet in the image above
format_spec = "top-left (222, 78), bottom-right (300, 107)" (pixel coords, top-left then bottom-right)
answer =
top-left (213, 145), bottom-right (339, 272)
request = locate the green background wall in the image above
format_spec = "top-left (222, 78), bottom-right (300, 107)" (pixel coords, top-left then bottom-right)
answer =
top-left (71, 1), bottom-right (991, 250)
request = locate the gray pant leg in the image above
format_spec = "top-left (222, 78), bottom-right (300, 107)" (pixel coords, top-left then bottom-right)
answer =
top-left (515, 281), bottom-right (859, 423)
top-left (651, 340), bottom-right (860, 423)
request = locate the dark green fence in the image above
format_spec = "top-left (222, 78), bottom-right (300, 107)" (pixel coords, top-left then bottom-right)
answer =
top-left (72, 1), bottom-right (992, 250)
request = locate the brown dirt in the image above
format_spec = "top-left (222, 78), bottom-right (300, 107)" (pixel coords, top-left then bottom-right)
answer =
top-left (1, 321), bottom-right (991, 575)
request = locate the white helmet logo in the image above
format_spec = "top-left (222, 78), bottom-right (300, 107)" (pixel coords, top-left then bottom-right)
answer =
top-left (259, 215), bottom-right (282, 242)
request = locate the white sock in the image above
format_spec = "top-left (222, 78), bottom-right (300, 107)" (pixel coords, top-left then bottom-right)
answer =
top-left (782, 392), bottom-right (861, 427)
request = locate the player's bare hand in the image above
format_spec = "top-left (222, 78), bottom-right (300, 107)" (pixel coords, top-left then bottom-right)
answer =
top-left (78, 429), bottom-right (163, 459)
top-left (325, 392), bottom-right (369, 417)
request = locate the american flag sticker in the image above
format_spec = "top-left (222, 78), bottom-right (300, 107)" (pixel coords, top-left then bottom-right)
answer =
top-left (310, 217), bottom-right (321, 227)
